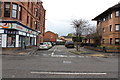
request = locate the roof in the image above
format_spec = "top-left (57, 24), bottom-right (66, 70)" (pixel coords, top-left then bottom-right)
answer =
top-left (92, 3), bottom-right (120, 20)
top-left (61, 36), bottom-right (73, 38)
top-left (45, 31), bottom-right (57, 34)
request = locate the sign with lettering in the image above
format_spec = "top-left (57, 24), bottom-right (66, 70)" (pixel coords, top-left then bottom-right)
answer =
top-left (0, 23), bottom-right (38, 35)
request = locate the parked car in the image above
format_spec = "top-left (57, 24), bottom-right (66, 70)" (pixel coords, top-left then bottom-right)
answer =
top-left (46, 42), bottom-right (53, 49)
top-left (65, 41), bottom-right (74, 48)
top-left (38, 42), bottom-right (49, 50)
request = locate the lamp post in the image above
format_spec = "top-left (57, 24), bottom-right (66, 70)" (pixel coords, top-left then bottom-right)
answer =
top-left (76, 24), bottom-right (80, 51)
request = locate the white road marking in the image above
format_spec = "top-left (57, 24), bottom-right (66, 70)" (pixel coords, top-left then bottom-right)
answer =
top-left (51, 48), bottom-right (57, 56)
top-left (52, 55), bottom-right (67, 58)
top-left (69, 56), bottom-right (76, 58)
top-left (63, 61), bottom-right (72, 63)
top-left (31, 72), bottom-right (107, 75)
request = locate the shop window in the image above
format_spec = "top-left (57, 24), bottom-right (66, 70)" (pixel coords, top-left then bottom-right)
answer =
top-left (7, 35), bottom-right (16, 47)
top-left (12, 3), bottom-right (18, 18)
top-left (25, 37), bottom-right (30, 46)
top-left (115, 38), bottom-right (120, 45)
top-left (19, 36), bottom-right (22, 47)
top-left (4, 2), bottom-right (10, 17)
top-left (115, 24), bottom-right (120, 32)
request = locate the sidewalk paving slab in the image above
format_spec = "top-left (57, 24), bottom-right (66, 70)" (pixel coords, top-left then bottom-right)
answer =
top-left (69, 47), bottom-right (118, 57)
top-left (1, 47), bottom-right (38, 56)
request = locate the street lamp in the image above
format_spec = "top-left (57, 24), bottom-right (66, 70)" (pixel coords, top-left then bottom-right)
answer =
top-left (76, 24), bottom-right (80, 51)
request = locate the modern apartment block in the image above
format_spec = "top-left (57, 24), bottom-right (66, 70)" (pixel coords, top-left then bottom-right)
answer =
top-left (92, 3), bottom-right (120, 48)
top-left (0, 0), bottom-right (46, 49)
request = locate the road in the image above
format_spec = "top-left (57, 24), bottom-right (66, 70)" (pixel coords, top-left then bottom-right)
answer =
top-left (2, 45), bottom-right (118, 78)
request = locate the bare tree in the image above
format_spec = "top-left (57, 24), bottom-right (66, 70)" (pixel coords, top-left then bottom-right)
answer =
top-left (71, 19), bottom-right (90, 51)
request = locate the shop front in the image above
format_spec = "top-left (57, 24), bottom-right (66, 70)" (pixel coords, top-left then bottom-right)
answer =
top-left (0, 21), bottom-right (40, 49)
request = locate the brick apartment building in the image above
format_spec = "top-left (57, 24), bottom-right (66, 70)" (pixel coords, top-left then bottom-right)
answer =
top-left (44, 31), bottom-right (57, 42)
top-left (92, 3), bottom-right (120, 48)
top-left (0, 0), bottom-right (46, 49)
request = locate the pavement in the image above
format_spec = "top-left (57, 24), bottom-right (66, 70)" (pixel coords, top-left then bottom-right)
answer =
top-left (1, 45), bottom-right (118, 58)
top-left (1, 47), bottom-right (38, 56)
top-left (69, 47), bottom-right (118, 57)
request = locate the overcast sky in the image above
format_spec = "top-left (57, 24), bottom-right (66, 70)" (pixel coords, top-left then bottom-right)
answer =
top-left (41, 0), bottom-right (120, 36)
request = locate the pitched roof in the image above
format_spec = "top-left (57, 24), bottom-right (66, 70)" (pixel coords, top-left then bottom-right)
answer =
top-left (92, 3), bottom-right (120, 20)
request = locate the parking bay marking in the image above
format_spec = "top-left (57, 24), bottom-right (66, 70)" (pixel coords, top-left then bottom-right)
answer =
top-left (51, 48), bottom-right (57, 56)
top-left (31, 71), bottom-right (107, 75)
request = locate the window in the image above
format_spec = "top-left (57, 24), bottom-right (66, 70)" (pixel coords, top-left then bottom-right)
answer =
top-left (18, 6), bottom-right (22, 20)
top-left (103, 28), bottom-right (105, 32)
top-left (31, 3), bottom-right (33, 13)
top-left (110, 25), bottom-right (112, 32)
top-left (4, 2), bottom-right (10, 17)
top-left (102, 39), bottom-right (105, 44)
top-left (103, 18), bottom-right (106, 21)
top-left (36, 8), bottom-right (38, 17)
top-left (115, 24), bottom-right (120, 31)
top-left (0, 2), bottom-right (2, 17)
top-left (34, 21), bottom-right (37, 29)
top-left (115, 38), bottom-right (120, 45)
top-left (30, 17), bottom-right (33, 28)
top-left (12, 4), bottom-right (18, 18)
top-left (7, 34), bottom-right (16, 47)
top-left (28, 0), bottom-right (30, 7)
top-left (115, 11), bottom-right (120, 17)
top-left (27, 16), bottom-right (29, 24)
top-left (108, 13), bottom-right (112, 19)
top-left (110, 38), bottom-right (112, 45)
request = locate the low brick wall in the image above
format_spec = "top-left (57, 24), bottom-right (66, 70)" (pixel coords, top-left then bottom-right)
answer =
top-left (84, 46), bottom-right (120, 53)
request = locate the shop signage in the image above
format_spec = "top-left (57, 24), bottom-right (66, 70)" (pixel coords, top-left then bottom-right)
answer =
top-left (0, 23), bottom-right (12, 29)
top-left (0, 29), bottom-right (4, 33)
top-left (0, 23), bottom-right (38, 35)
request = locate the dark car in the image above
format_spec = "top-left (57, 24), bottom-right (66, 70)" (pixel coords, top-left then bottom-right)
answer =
top-left (65, 41), bottom-right (74, 48)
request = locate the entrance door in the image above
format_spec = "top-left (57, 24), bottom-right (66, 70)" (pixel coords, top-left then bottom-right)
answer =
top-left (21, 36), bottom-right (25, 49)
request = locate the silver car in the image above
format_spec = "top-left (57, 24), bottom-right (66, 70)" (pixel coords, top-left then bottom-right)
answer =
top-left (38, 43), bottom-right (49, 50)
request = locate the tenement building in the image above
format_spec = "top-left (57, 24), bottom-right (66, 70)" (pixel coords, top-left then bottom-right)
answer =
top-left (92, 3), bottom-right (120, 49)
top-left (0, 0), bottom-right (46, 49)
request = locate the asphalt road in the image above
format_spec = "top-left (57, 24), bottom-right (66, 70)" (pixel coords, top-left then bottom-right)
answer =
top-left (2, 45), bottom-right (118, 78)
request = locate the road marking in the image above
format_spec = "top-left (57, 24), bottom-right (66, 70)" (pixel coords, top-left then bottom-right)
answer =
top-left (63, 61), bottom-right (72, 63)
top-left (52, 55), bottom-right (67, 58)
top-left (31, 72), bottom-right (107, 75)
top-left (51, 48), bottom-right (57, 56)
top-left (69, 56), bottom-right (76, 58)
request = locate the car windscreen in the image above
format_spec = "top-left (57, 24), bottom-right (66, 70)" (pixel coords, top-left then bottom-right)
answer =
top-left (40, 43), bottom-right (43, 45)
